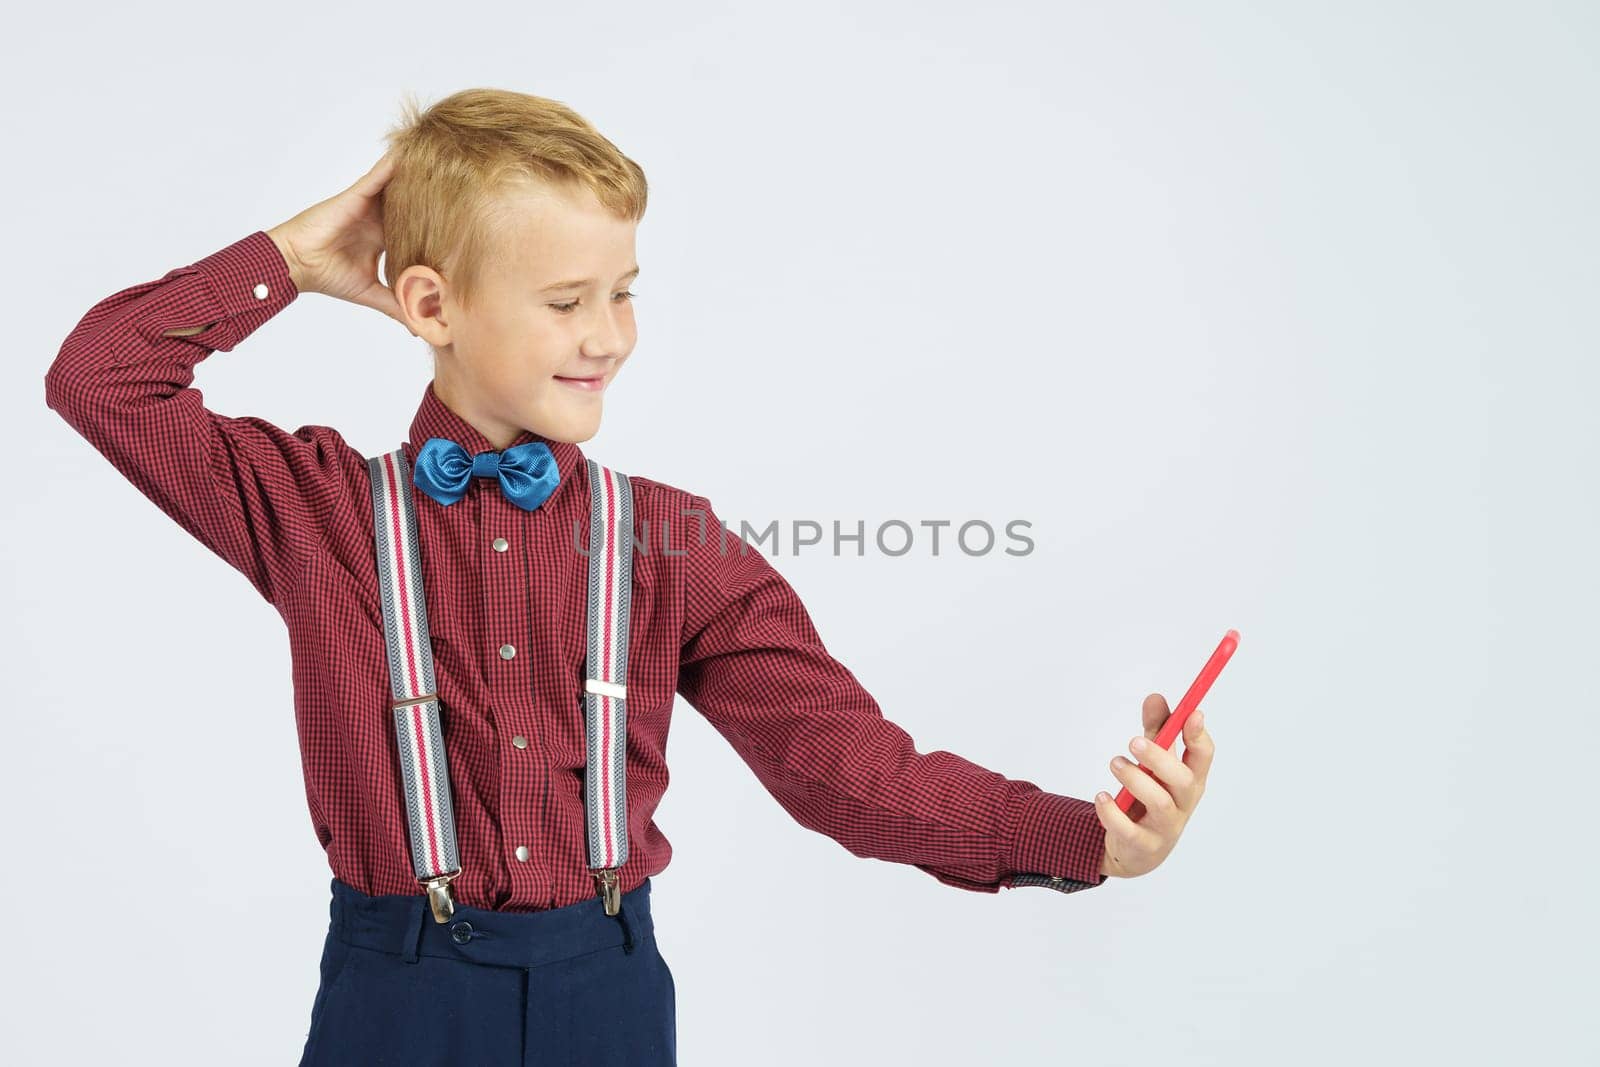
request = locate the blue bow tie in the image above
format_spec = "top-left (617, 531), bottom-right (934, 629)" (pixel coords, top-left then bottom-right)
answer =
top-left (412, 436), bottom-right (560, 511)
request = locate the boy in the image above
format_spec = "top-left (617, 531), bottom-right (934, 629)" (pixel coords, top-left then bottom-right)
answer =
top-left (45, 88), bottom-right (1214, 1065)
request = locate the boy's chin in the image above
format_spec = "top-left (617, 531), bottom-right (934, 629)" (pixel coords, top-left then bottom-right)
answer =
top-left (535, 407), bottom-right (603, 445)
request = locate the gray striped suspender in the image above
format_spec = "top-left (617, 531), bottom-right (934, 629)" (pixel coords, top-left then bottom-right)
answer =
top-left (367, 447), bottom-right (461, 924)
top-left (582, 460), bottom-right (634, 917)
top-left (366, 447), bottom-right (635, 923)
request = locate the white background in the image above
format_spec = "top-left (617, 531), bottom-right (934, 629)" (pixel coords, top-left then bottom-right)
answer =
top-left (7, 1), bottom-right (1596, 1063)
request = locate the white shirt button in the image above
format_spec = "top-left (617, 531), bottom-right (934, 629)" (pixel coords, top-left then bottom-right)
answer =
top-left (252, 282), bottom-right (270, 300)
top-left (512, 735), bottom-right (528, 749)
top-left (493, 537), bottom-right (509, 552)
top-left (514, 846), bottom-right (531, 862)
top-left (499, 644), bottom-right (516, 660)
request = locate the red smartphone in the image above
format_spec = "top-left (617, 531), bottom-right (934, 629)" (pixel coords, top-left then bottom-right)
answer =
top-left (1114, 629), bottom-right (1238, 813)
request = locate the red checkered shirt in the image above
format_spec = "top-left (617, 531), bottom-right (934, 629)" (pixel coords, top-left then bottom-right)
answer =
top-left (44, 230), bottom-right (1108, 910)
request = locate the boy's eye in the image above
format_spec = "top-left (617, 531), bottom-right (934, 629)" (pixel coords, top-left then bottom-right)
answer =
top-left (550, 290), bottom-right (637, 314)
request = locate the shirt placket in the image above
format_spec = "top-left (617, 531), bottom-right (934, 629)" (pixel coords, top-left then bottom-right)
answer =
top-left (478, 477), bottom-right (549, 906)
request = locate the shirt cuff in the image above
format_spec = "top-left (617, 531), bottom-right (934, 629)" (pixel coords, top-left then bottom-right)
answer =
top-left (163, 230), bottom-right (299, 352)
top-left (1003, 790), bottom-right (1109, 892)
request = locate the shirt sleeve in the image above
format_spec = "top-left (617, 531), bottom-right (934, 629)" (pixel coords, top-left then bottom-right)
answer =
top-left (675, 493), bottom-right (1108, 896)
top-left (44, 230), bottom-right (350, 607)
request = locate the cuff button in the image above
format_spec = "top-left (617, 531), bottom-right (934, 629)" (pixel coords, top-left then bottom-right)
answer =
top-left (252, 282), bottom-right (270, 300)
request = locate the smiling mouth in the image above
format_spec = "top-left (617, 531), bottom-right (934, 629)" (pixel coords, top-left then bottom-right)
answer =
top-left (554, 374), bottom-right (606, 392)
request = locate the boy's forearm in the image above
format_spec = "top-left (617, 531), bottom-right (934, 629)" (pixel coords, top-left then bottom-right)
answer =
top-left (45, 230), bottom-right (331, 605)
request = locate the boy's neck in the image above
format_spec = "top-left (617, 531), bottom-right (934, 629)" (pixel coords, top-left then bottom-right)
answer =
top-left (432, 376), bottom-right (525, 452)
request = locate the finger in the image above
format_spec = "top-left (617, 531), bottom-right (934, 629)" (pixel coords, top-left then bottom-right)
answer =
top-left (1181, 708), bottom-right (1215, 788)
top-left (1127, 732), bottom-right (1195, 806)
top-left (1142, 692), bottom-right (1170, 740)
top-left (1110, 753), bottom-right (1179, 827)
top-left (349, 150), bottom-right (399, 197)
top-left (354, 282), bottom-right (408, 326)
top-left (1094, 790), bottom-right (1160, 855)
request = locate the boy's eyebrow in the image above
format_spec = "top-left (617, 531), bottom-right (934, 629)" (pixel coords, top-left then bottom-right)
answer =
top-left (538, 266), bottom-right (641, 292)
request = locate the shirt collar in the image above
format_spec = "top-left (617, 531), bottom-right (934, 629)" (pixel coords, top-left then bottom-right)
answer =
top-left (405, 379), bottom-right (585, 491)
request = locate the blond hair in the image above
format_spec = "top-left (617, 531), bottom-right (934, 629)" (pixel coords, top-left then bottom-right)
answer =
top-left (378, 87), bottom-right (648, 310)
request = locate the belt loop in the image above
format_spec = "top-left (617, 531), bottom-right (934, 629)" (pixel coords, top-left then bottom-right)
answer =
top-left (401, 894), bottom-right (427, 964)
top-left (615, 900), bottom-right (635, 955)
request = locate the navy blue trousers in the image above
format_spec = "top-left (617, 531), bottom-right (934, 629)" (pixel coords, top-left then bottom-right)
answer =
top-left (298, 876), bottom-right (676, 1065)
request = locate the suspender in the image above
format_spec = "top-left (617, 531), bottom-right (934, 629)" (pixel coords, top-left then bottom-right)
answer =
top-left (582, 460), bottom-right (634, 915)
top-left (365, 447), bottom-right (635, 924)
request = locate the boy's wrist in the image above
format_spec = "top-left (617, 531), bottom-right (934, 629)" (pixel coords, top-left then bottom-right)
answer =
top-left (265, 226), bottom-right (311, 293)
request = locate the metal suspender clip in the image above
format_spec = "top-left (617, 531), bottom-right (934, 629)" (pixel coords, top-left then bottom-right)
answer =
top-left (422, 869), bottom-right (461, 924)
top-left (592, 867), bottom-right (622, 916)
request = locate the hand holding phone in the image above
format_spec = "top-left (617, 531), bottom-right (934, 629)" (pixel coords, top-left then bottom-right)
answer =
top-left (1114, 629), bottom-right (1238, 814)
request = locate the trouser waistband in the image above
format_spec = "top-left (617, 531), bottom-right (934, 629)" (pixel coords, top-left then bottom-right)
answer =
top-left (326, 876), bottom-right (655, 969)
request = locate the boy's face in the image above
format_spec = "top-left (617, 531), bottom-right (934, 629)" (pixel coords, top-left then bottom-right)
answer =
top-left (401, 181), bottom-right (639, 449)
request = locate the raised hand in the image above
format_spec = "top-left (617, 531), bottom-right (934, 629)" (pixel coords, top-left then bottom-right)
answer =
top-left (1092, 692), bottom-right (1214, 878)
top-left (266, 151), bottom-right (404, 325)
